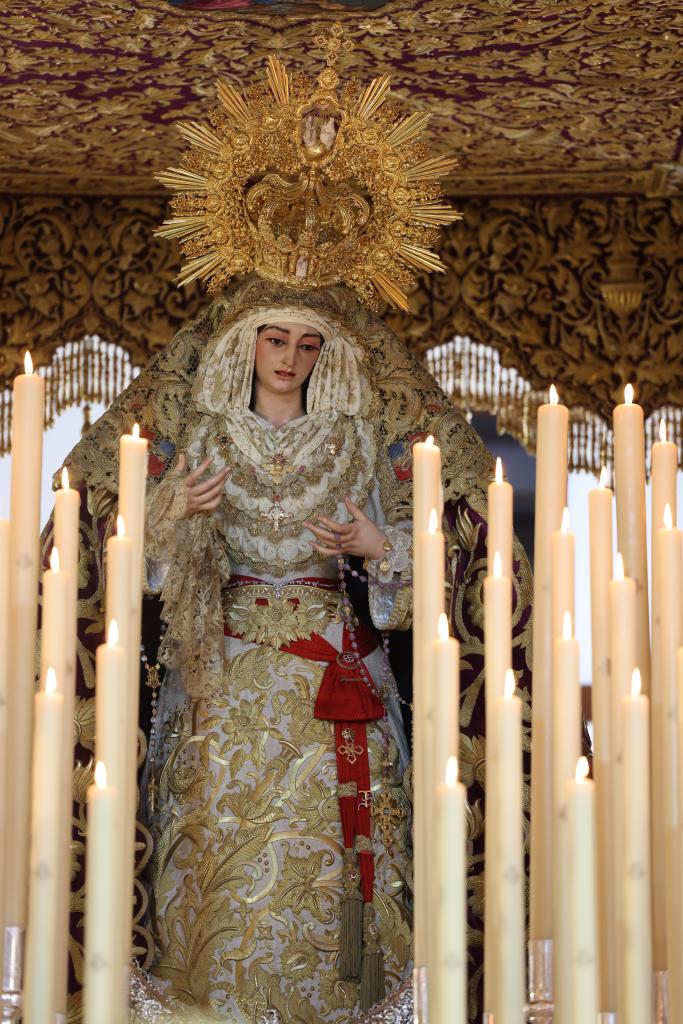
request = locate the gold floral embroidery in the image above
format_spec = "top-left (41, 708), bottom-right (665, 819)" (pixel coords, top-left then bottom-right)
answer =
top-left (73, 697), bottom-right (96, 752)
top-left (224, 584), bottom-right (343, 649)
top-left (145, 642), bottom-right (412, 1022)
top-left (458, 734), bottom-right (487, 789)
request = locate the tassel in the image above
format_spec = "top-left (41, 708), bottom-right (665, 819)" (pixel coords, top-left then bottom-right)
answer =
top-left (339, 850), bottom-right (363, 981)
top-left (360, 906), bottom-right (385, 1010)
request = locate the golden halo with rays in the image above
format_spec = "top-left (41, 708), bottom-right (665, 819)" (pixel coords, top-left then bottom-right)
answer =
top-left (156, 23), bottom-right (462, 312)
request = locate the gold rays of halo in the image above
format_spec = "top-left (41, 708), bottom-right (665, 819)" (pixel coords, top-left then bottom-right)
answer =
top-left (155, 24), bottom-right (462, 312)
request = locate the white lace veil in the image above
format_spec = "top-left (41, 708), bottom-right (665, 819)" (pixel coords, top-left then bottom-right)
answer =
top-left (191, 305), bottom-right (364, 417)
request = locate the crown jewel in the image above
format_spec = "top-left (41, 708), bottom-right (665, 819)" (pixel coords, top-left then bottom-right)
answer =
top-left (156, 24), bottom-right (461, 312)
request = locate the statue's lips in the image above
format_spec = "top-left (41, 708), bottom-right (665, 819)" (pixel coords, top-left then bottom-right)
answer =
top-left (275, 370), bottom-right (296, 379)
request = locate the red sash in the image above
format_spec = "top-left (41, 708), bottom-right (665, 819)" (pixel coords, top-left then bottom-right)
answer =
top-left (224, 578), bottom-right (383, 902)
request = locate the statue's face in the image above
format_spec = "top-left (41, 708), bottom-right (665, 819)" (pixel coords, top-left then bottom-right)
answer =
top-left (254, 321), bottom-right (323, 396)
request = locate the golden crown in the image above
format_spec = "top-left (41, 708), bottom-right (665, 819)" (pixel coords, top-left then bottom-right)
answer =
top-left (156, 24), bottom-right (461, 312)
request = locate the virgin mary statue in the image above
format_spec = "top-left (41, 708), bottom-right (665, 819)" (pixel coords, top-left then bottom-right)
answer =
top-left (49, 26), bottom-right (533, 1024)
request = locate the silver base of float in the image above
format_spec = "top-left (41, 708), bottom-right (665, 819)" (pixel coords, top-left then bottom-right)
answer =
top-left (525, 939), bottom-right (553, 1022)
top-left (1, 928), bottom-right (23, 1023)
top-left (412, 966), bottom-right (428, 1024)
top-left (654, 970), bottom-right (669, 1024)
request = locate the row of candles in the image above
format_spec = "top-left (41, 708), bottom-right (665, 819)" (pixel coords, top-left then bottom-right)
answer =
top-left (1, 350), bottom-right (679, 1024)
top-left (0, 355), bottom-right (149, 1023)
top-left (410, 433), bottom-right (525, 1023)
top-left (410, 383), bottom-right (681, 1023)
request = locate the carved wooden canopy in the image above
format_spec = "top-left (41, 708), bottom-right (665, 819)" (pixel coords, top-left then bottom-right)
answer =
top-left (0, 0), bottom-right (681, 468)
top-left (1, 0), bottom-right (681, 199)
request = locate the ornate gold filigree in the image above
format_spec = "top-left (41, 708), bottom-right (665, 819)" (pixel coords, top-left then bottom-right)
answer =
top-left (156, 24), bottom-right (460, 310)
top-left (387, 195), bottom-right (683, 471)
top-left (2, 193), bottom-right (682, 471)
top-left (224, 583), bottom-right (343, 649)
top-left (1, 1), bottom-right (681, 199)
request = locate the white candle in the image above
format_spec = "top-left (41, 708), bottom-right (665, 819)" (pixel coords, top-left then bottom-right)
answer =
top-left (41, 547), bottom-right (68, 696)
top-left (483, 549), bottom-right (512, 1014)
top-left (484, 551), bottom-right (512, 704)
top-left (567, 757), bottom-right (598, 1024)
top-left (488, 457), bottom-right (513, 581)
top-left (651, 418), bottom-right (678, 537)
top-left (551, 506), bottom-right (574, 642)
top-left (656, 505), bottom-right (683, 1017)
top-left (622, 669), bottom-right (652, 1024)
top-left (413, 435), bottom-right (442, 537)
top-left (23, 668), bottom-right (65, 1024)
top-left (552, 611), bottom-right (581, 1024)
top-left (610, 553), bottom-right (637, 747)
top-left (650, 422), bottom-right (678, 976)
top-left (103, 516), bottom-right (132, 986)
top-left (432, 613), bottom-right (460, 803)
top-left (431, 756), bottom-right (466, 1024)
top-left (530, 384), bottom-right (568, 940)
top-left (413, 504), bottom-right (445, 971)
top-left (53, 468), bottom-right (81, 1015)
top-left (106, 515), bottom-right (133, 663)
top-left (431, 613), bottom-right (460, 1003)
top-left (5, 351), bottom-right (45, 928)
top-left (83, 762), bottom-right (124, 1024)
top-left (118, 425), bottom-right (147, 971)
top-left (119, 423), bottom-right (148, 578)
top-left (491, 670), bottom-right (525, 1024)
top-left (39, 545), bottom-right (69, 1010)
top-left (588, 466), bottom-right (616, 1012)
top-left (94, 614), bottom-right (127, 999)
top-left (613, 383), bottom-right (650, 693)
top-left (0, 521), bottom-right (9, 945)
top-left (609, 551), bottom-right (637, 1018)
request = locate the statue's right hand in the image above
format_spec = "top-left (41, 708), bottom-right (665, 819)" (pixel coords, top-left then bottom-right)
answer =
top-left (173, 454), bottom-right (230, 518)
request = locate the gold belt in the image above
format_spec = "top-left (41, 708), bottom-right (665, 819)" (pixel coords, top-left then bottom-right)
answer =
top-left (223, 580), bottom-right (344, 649)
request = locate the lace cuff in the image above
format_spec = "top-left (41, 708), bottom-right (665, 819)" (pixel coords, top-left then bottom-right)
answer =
top-left (367, 525), bottom-right (413, 632)
top-left (144, 473), bottom-right (186, 560)
top-left (365, 525), bottom-right (411, 583)
top-left (158, 514), bottom-right (232, 700)
top-left (143, 473), bottom-right (186, 592)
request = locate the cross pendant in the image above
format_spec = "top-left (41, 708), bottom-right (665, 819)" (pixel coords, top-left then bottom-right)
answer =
top-left (261, 504), bottom-right (292, 532)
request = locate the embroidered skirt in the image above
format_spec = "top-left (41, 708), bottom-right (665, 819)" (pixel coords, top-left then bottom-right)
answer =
top-left (142, 577), bottom-right (413, 1023)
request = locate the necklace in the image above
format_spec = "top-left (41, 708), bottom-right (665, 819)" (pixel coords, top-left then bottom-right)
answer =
top-left (141, 617), bottom-right (167, 813)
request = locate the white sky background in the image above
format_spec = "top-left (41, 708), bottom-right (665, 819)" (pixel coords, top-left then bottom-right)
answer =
top-left (0, 403), bottom-right (107, 528)
top-left (0, 401), bottom-right (681, 685)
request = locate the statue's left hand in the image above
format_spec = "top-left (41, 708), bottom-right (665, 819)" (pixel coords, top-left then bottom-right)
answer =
top-left (304, 497), bottom-right (387, 560)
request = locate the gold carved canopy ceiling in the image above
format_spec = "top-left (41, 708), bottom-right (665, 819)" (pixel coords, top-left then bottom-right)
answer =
top-left (0, 0), bottom-right (682, 469)
top-left (1, 0), bottom-right (681, 199)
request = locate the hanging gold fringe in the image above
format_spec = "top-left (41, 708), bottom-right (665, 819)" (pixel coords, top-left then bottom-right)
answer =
top-left (0, 335), bottom-right (138, 456)
top-left (1, 329), bottom-right (680, 478)
top-left (426, 335), bottom-right (683, 478)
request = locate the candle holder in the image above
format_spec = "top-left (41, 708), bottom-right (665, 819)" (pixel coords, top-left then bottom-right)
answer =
top-left (412, 965), bottom-right (428, 1024)
top-left (597, 1014), bottom-right (616, 1024)
top-left (654, 970), bottom-right (669, 1024)
top-left (1, 927), bottom-right (23, 1022)
top-left (482, 1012), bottom-right (494, 1023)
top-left (524, 939), bottom-right (553, 1022)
